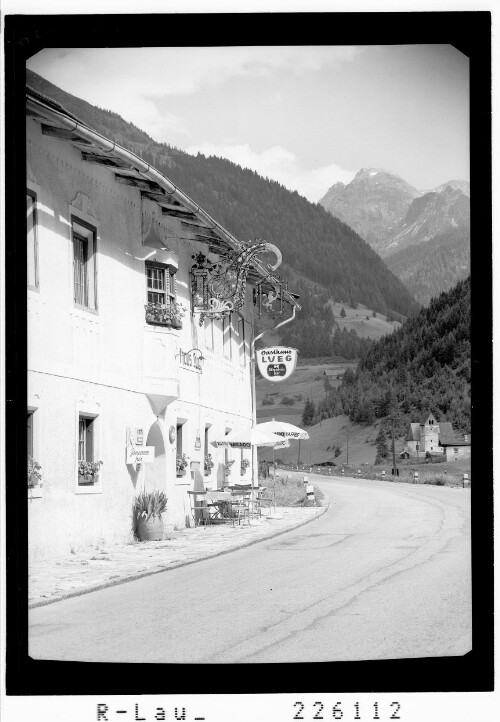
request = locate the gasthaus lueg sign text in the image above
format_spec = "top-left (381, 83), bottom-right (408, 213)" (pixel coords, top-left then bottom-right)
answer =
top-left (257, 347), bottom-right (298, 382)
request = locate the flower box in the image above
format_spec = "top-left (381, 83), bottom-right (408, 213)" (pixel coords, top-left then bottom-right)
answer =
top-left (176, 469), bottom-right (186, 478)
top-left (78, 473), bottom-right (98, 485)
top-left (28, 473), bottom-right (40, 488)
top-left (145, 302), bottom-right (184, 329)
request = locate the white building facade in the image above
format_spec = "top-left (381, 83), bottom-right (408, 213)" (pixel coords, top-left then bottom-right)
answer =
top-left (26, 87), bottom-right (296, 561)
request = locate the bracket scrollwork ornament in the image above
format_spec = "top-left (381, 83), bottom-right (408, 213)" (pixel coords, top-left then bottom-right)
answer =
top-left (189, 240), bottom-right (282, 325)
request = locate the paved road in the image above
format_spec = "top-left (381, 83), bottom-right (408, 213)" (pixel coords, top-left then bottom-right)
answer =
top-left (29, 476), bottom-right (471, 663)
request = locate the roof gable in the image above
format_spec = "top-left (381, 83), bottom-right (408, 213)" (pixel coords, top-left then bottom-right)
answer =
top-left (407, 423), bottom-right (421, 441)
top-left (439, 422), bottom-right (454, 438)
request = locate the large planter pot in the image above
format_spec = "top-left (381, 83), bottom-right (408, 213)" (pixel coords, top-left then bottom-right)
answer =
top-left (136, 515), bottom-right (164, 541)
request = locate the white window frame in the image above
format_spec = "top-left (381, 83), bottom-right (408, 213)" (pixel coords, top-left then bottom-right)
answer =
top-left (27, 405), bottom-right (43, 499)
top-left (72, 217), bottom-right (98, 312)
top-left (145, 261), bottom-right (177, 306)
top-left (75, 402), bottom-right (102, 495)
top-left (27, 190), bottom-right (39, 290)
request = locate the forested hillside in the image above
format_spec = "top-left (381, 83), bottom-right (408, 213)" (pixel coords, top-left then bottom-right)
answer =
top-left (27, 70), bottom-right (420, 339)
top-left (306, 277), bottom-right (470, 435)
top-left (384, 226), bottom-right (470, 306)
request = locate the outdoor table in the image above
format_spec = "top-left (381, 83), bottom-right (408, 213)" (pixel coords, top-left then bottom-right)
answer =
top-left (205, 491), bottom-right (247, 525)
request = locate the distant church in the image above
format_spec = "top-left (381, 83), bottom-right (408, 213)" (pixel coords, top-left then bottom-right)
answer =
top-left (402, 412), bottom-right (471, 461)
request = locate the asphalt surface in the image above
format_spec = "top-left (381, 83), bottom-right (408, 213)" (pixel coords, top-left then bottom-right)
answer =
top-left (29, 475), bottom-right (471, 663)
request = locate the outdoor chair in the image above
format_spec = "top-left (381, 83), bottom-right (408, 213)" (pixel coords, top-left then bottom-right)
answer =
top-left (187, 490), bottom-right (210, 527)
top-left (205, 491), bottom-right (248, 526)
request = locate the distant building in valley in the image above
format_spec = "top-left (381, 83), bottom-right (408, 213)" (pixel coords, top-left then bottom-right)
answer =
top-left (402, 412), bottom-right (471, 461)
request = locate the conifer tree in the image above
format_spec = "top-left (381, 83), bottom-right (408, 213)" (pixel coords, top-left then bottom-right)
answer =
top-left (375, 426), bottom-right (389, 464)
top-left (301, 399), bottom-right (315, 426)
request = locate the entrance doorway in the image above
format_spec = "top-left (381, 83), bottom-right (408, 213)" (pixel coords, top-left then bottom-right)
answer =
top-left (144, 420), bottom-right (167, 492)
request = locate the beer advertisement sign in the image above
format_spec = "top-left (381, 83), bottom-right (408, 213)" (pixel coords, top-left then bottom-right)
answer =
top-left (257, 347), bottom-right (298, 382)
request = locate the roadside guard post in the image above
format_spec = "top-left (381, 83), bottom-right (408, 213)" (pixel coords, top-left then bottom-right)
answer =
top-left (357, 469), bottom-right (361, 477)
top-left (341, 468), bottom-right (345, 475)
top-left (463, 473), bottom-right (468, 488)
top-left (414, 471), bottom-right (419, 483)
top-left (381, 470), bottom-right (386, 478)
top-left (306, 484), bottom-right (315, 502)
top-left (303, 476), bottom-right (308, 487)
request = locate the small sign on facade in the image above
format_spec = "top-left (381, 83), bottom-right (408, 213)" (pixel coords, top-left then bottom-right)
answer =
top-left (256, 347), bottom-right (298, 382)
top-left (178, 348), bottom-right (204, 373)
top-left (126, 446), bottom-right (155, 464)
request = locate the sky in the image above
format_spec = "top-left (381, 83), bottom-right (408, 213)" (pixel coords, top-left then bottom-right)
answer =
top-left (27, 45), bottom-right (469, 203)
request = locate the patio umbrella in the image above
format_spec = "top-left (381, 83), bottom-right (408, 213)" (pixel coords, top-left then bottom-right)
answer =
top-left (256, 418), bottom-right (310, 440)
top-left (212, 427), bottom-right (283, 448)
top-left (212, 427), bottom-right (284, 488)
top-left (256, 419), bottom-right (309, 480)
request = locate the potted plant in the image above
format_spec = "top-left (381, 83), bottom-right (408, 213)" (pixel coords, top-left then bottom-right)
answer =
top-left (133, 490), bottom-right (167, 541)
top-left (176, 453), bottom-right (189, 477)
top-left (170, 299), bottom-right (186, 329)
top-left (145, 299), bottom-right (186, 328)
top-left (240, 458), bottom-right (251, 476)
top-left (28, 455), bottom-right (42, 488)
top-left (224, 459), bottom-right (235, 477)
top-left (78, 459), bottom-right (103, 485)
top-left (204, 453), bottom-right (215, 476)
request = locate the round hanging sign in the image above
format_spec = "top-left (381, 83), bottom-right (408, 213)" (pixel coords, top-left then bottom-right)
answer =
top-left (169, 425), bottom-right (176, 444)
top-left (256, 347), bottom-right (298, 382)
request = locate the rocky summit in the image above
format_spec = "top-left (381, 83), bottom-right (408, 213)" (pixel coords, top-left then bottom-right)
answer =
top-left (319, 168), bottom-right (419, 255)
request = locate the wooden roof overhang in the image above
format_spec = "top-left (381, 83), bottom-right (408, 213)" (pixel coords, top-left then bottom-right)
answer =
top-left (26, 86), bottom-right (300, 306)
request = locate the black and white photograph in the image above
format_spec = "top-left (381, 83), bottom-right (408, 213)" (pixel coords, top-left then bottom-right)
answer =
top-left (2, 5), bottom-right (494, 721)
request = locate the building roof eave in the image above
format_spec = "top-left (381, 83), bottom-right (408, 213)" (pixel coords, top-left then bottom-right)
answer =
top-left (26, 87), bottom-right (301, 310)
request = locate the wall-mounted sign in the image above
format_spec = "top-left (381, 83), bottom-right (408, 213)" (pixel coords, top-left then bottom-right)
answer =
top-left (169, 425), bottom-right (176, 444)
top-left (256, 347), bottom-right (298, 382)
top-left (126, 446), bottom-right (155, 464)
top-left (135, 428), bottom-right (144, 446)
top-left (178, 348), bottom-right (204, 373)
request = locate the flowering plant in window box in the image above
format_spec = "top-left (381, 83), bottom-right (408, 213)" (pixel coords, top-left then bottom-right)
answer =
top-left (145, 300), bottom-right (185, 328)
top-left (176, 453), bottom-right (189, 476)
top-left (224, 459), bottom-right (235, 476)
top-left (28, 455), bottom-right (43, 488)
top-left (240, 458), bottom-right (251, 476)
top-left (204, 453), bottom-right (214, 475)
top-left (78, 459), bottom-right (103, 485)
top-left (170, 300), bottom-right (186, 329)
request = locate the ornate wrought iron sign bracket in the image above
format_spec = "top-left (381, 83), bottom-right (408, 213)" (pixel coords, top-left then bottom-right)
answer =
top-left (189, 240), bottom-right (285, 325)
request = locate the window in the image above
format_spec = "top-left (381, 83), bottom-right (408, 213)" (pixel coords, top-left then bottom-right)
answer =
top-left (145, 261), bottom-right (178, 326)
top-left (146, 262), bottom-right (176, 305)
top-left (454, 447), bottom-right (459, 454)
top-left (78, 416), bottom-right (94, 463)
top-left (72, 218), bottom-right (97, 310)
top-left (77, 415), bottom-right (100, 485)
top-left (176, 423), bottom-right (183, 457)
top-left (223, 316), bottom-right (232, 360)
top-left (27, 191), bottom-right (38, 288)
top-left (27, 411), bottom-right (34, 457)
